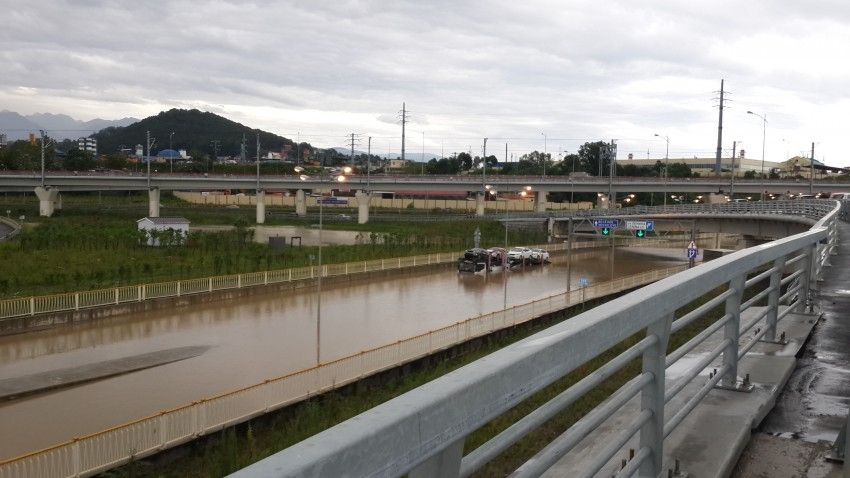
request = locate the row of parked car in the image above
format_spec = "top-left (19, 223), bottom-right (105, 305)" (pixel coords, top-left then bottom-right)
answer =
top-left (458, 246), bottom-right (550, 274)
top-left (507, 247), bottom-right (550, 264)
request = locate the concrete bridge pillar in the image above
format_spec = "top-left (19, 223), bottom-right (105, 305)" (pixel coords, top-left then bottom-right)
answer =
top-left (476, 192), bottom-right (485, 217)
top-left (34, 187), bottom-right (60, 217)
top-left (355, 190), bottom-right (372, 224)
top-left (148, 188), bottom-right (161, 218)
top-left (295, 189), bottom-right (307, 217)
top-left (708, 193), bottom-right (727, 204)
top-left (535, 191), bottom-right (547, 213)
top-left (256, 190), bottom-right (266, 224)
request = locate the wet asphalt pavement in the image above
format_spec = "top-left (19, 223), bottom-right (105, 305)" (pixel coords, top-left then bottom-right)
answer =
top-left (758, 220), bottom-right (850, 443)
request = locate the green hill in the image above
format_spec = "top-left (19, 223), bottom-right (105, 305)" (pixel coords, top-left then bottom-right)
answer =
top-left (93, 109), bottom-right (305, 159)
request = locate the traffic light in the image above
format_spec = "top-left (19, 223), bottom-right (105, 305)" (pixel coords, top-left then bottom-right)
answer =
top-left (601, 227), bottom-right (611, 236)
top-left (634, 230), bottom-right (646, 238)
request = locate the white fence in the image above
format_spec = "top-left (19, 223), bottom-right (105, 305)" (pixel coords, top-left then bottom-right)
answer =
top-left (0, 263), bottom-right (685, 478)
top-left (0, 234), bottom-right (719, 322)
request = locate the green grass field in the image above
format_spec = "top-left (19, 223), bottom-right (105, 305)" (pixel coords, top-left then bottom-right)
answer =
top-left (0, 192), bottom-right (547, 298)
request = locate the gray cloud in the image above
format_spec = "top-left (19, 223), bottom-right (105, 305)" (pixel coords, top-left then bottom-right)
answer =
top-left (0, 0), bottom-right (847, 163)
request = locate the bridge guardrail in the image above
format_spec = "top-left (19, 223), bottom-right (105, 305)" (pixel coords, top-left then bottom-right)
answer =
top-left (226, 200), bottom-right (842, 478)
top-left (0, 234), bottom-right (721, 323)
top-left (0, 263), bottom-right (688, 478)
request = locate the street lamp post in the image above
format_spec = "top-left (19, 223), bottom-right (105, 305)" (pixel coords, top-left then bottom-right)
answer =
top-left (747, 111), bottom-right (767, 201)
top-left (169, 132), bottom-right (175, 173)
top-left (654, 134), bottom-right (669, 208)
top-left (297, 165), bottom-right (353, 366)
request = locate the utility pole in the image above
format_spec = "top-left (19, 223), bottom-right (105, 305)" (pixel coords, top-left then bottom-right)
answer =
top-left (169, 131), bottom-right (175, 173)
top-left (256, 132), bottom-right (260, 191)
top-left (39, 130), bottom-right (48, 187)
top-left (209, 140), bottom-right (220, 173)
top-left (483, 137), bottom-right (488, 186)
top-left (350, 133), bottom-right (355, 163)
top-left (367, 136), bottom-right (371, 191)
top-left (810, 142), bottom-right (815, 195)
top-left (241, 133), bottom-right (247, 163)
top-left (505, 143), bottom-right (508, 164)
top-left (296, 131), bottom-right (300, 166)
top-left (730, 141), bottom-right (737, 198)
top-left (715, 79), bottom-right (725, 177)
top-left (399, 102), bottom-right (408, 162)
top-left (146, 130), bottom-right (153, 188)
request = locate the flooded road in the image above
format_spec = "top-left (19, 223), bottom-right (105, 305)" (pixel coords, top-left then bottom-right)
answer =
top-left (0, 247), bottom-right (686, 459)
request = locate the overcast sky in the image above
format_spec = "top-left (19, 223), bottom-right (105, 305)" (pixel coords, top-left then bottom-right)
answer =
top-left (2, 0), bottom-right (848, 165)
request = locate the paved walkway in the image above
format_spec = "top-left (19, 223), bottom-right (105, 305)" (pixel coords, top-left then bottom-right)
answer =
top-left (544, 222), bottom-right (850, 477)
top-left (732, 220), bottom-right (850, 477)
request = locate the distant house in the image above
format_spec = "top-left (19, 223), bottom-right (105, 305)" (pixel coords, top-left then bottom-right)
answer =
top-left (136, 217), bottom-right (190, 246)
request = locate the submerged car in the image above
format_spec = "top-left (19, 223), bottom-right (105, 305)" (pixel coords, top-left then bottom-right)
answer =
top-left (529, 248), bottom-right (550, 264)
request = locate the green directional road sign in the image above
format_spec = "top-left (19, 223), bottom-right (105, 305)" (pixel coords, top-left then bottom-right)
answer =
top-left (601, 227), bottom-right (611, 236)
top-left (634, 230), bottom-right (646, 238)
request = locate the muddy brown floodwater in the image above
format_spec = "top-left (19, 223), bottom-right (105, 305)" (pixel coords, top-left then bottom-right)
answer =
top-left (0, 247), bottom-right (686, 459)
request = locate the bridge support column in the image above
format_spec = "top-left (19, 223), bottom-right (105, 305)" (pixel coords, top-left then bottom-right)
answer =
top-left (596, 193), bottom-right (610, 209)
top-left (355, 190), bottom-right (372, 224)
top-left (148, 188), bottom-right (161, 218)
top-left (256, 190), bottom-right (266, 224)
top-left (34, 187), bottom-right (60, 217)
top-left (475, 193), bottom-right (485, 217)
top-left (295, 189), bottom-right (307, 217)
top-left (534, 191), bottom-right (547, 213)
top-left (638, 313), bottom-right (672, 477)
top-left (708, 193), bottom-right (727, 204)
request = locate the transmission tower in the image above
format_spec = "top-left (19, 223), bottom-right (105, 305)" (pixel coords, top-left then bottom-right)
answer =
top-left (398, 102), bottom-right (410, 162)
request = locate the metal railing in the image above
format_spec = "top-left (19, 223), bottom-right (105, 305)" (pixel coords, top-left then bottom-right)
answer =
top-left (229, 200), bottom-right (842, 478)
top-left (0, 264), bottom-right (686, 478)
top-left (570, 199), bottom-right (836, 221)
top-left (0, 234), bottom-right (715, 323)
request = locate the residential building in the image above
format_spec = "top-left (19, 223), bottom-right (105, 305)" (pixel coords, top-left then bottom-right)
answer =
top-left (77, 137), bottom-right (97, 154)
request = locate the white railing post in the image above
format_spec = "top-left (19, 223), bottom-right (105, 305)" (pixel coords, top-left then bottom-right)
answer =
top-left (177, 281), bottom-right (181, 297)
top-left (72, 438), bottom-right (81, 476)
top-left (137, 286), bottom-right (142, 302)
top-left (722, 275), bottom-right (746, 387)
top-left (74, 293), bottom-right (79, 310)
top-left (265, 271), bottom-right (269, 285)
top-left (798, 243), bottom-right (817, 313)
top-left (208, 278), bottom-right (213, 292)
top-left (764, 257), bottom-right (786, 342)
top-left (159, 413), bottom-right (167, 448)
top-left (237, 275), bottom-right (242, 288)
top-left (638, 313), bottom-right (672, 477)
top-left (30, 297), bottom-right (35, 315)
top-left (115, 288), bottom-right (119, 304)
top-left (142, 284), bottom-right (147, 300)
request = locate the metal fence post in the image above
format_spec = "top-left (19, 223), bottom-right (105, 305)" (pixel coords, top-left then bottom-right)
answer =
top-left (764, 257), bottom-right (786, 342)
top-left (639, 313), bottom-right (672, 477)
top-left (797, 244), bottom-right (815, 313)
top-left (408, 437), bottom-right (464, 478)
top-left (722, 275), bottom-right (746, 387)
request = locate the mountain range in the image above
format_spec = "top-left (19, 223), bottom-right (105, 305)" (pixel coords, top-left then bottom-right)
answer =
top-left (0, 111), bottom-right (138, 141)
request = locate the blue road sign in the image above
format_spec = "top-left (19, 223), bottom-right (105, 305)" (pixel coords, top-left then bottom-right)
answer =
top-left (578, 277), bottom-right (589, 287)
top-left (687, 248), bottom-right (698, 260)
top-left (592, 219), bottom-right (620, 229)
